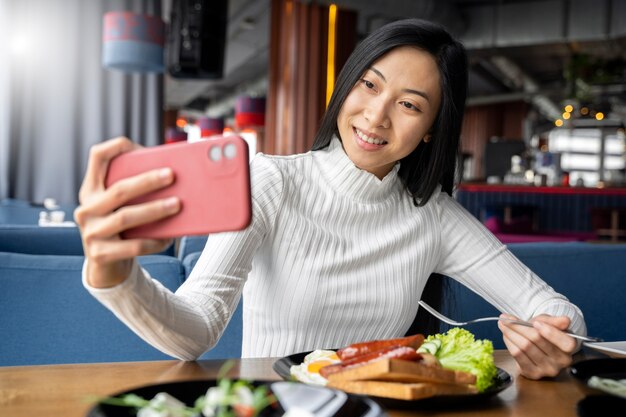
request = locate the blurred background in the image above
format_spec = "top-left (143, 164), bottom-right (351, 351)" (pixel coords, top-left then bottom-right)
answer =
top-left (0, 0), bottom-right (625, 240)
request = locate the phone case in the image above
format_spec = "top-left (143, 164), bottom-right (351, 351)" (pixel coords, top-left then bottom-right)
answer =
top-left (105, 135), bottom-right (252, 239)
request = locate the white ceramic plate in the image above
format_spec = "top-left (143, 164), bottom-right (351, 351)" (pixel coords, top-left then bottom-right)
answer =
top-left (585, 341), bottom-right (626, 358)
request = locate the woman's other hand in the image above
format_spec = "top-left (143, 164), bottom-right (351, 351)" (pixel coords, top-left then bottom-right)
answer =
top-left (498, 313), bottom-right (577, 380)
top-left (74, 137), bottom-right (180, 288)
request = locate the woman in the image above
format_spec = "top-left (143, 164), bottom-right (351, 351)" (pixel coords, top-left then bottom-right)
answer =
top-left (75, 19), bottom-right (585, 380)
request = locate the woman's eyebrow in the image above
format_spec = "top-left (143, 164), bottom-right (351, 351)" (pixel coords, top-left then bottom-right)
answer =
top-left (369, 66), bottom-right (430, 102)
top-left (370, 67), bottom-right (387, 82)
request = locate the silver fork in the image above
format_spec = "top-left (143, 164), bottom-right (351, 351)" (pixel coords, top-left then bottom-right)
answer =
top-left (418, 300), bottom-right (603, 343)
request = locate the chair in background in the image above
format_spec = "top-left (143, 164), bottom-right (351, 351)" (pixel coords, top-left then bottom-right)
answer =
top-left (591, 207), bottom-right (626, 242)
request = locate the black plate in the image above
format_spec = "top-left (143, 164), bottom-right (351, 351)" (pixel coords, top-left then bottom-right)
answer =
top-left (86, 379), bottom-right (386, 417)
top-left (570, 358), bottom-right (626, 384)
top-left (273, 351), bottom-right (513, 409)
top-left (570, 358), bottom-right (626, 397)
top-left (570, 359), bottom-right (626, 414)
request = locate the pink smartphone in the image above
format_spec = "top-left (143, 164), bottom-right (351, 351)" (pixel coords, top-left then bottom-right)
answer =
top-left (105, 135), bottom-right (252, 239)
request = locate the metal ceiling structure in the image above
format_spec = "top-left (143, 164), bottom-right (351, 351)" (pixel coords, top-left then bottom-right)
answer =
top-left (164, 0), bottom-right (626, 128)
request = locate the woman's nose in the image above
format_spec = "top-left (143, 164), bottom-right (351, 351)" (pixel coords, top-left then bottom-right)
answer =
top-left (363, 98), bottom-right (391, 129)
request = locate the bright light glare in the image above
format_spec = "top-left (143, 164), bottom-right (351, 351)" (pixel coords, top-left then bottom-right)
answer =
top-left (10, 35), bottom-right (30, 55)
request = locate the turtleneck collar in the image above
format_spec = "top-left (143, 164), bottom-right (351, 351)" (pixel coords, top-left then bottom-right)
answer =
top-left (312, 135), bottom-right (404, 203)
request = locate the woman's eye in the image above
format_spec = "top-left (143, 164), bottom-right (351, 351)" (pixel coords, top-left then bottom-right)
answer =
top-left (361, 79), bottom-right (375, 89)
top-left (400, 101), bottom-right (420, 112)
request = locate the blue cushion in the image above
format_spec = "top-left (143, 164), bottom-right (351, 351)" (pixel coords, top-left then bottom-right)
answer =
top-left (443, 242), bottom-right (626, 348)
top-left (0, 225), bottom-right (84, 255)
top-left (0, 225), bottom-right (175, 257)
top-left (182, 251), bottom-right (203, 278)
top-left (0, 253), bottom-right (185, 366)
top-left (183, 250), bottom-right (243, 359)
top-left (178, 235), bottom-right (209, 260)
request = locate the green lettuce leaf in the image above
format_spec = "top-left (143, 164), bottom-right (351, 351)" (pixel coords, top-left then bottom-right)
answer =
top-left (420, 327), bottom-right (497, 392)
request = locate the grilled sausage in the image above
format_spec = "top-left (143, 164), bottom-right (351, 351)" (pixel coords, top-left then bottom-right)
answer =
top-left (320, 345), bottom-right (422, 378)
top-left (336, 334), bottom-right (425, 361)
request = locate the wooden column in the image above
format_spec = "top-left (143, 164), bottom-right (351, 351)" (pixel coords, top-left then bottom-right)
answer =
top-left (264, 0), bottom-right (357, 155)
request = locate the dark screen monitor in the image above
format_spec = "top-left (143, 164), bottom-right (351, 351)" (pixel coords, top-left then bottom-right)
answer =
top-left (483, 139), bottom-right (527, 179)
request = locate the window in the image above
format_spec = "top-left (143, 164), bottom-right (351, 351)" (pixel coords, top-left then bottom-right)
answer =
top-left (548, 128), bottom-right (625, 186)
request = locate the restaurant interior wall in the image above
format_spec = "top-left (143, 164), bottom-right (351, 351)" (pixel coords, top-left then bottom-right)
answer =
top-left (461, 101), bottom-right (529, 180)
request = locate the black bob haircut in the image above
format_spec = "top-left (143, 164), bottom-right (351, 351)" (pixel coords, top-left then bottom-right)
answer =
top-left (312, 18), bottom-right (468, 207)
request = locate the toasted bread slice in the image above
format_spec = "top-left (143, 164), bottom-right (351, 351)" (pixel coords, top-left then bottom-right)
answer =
top-left (325, 358), bottom-right (476, 385)
top-left (327, 379), bottom-right (478, 400)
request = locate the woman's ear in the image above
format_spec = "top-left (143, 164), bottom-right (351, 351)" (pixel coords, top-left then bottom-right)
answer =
top-left (423, 134), bottom-right (432, 143)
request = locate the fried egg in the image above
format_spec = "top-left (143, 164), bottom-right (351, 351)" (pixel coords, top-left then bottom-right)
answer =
top-left (289, 350), bottom-right (341, 386)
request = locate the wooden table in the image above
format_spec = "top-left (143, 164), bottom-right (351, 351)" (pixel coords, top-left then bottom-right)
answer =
top-left (0, 350), bottom-right (600, 417)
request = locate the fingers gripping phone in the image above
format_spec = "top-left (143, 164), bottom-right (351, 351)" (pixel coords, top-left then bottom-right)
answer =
top-left (105, 135), bottom-right (252, 239)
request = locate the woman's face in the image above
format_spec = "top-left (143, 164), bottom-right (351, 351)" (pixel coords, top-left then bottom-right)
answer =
top-left (337, 46), bottom-right (442, 179)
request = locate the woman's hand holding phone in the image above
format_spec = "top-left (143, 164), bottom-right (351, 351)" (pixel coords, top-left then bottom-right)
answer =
top-left (74, 137), bottom-right (180, 288)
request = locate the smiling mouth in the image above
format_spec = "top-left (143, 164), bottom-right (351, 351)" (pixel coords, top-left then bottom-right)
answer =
top-left (354, 128), bottom-right (388, 145)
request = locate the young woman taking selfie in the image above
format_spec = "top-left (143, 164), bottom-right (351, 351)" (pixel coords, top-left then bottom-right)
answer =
top-left (75, 18), bottom-right (586, 381)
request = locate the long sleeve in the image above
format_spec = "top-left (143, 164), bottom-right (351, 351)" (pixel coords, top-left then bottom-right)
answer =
top-left (433, 191), bottom-right (587, 337)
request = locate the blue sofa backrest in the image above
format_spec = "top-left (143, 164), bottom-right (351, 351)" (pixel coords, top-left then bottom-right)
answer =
top-left (0, 225), bottom-right (84, 255)
top-left (443, 242), bottom-right (626, 348)
top-left (0, 253), bottom-right (185, 366)
top-left (178, 235), bottom-right (209, 260)
top-left (0, 252), bottom-right (242, 366)
top-left (0, 225), bottom-right (175, 257)
top-left (182, 251), bottom-right (243, 360)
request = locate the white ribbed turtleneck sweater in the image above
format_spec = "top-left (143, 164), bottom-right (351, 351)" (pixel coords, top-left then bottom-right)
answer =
top-left (84, 137), bottom-right (586, 359)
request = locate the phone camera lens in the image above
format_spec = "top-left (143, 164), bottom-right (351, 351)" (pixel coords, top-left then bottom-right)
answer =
top-left (223, 143), bottom-right (237, 160)
top-left (209, 146), bottom-right (222, 161)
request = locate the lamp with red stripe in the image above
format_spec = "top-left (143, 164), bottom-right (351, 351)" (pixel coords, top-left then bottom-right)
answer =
top-left (165, 127), bottom-right (187, 144)
top-left (235, 96), bottom-right (266, 129)
top-left (197, 117), bottom-right (224, 139)
top-left (102, 11), bottom-right (165, 73)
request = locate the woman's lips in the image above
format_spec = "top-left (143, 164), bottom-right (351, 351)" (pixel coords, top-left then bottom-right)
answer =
top-left (353, 127), bottom-right (387, 151)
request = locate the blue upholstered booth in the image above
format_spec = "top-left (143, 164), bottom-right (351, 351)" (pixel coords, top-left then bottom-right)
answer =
top-left (0, 225), bottom-right (84, 255)
top-left (443, 242), bottom-right (626, 348)
top-left (0, 225), bottom-right (175, 257)
top-left (0, 252), bottom-right (241, 366)
top-left (178, 235), bottom-right (209, 260)
top-left (0, 253), bottom-right (184, 365)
